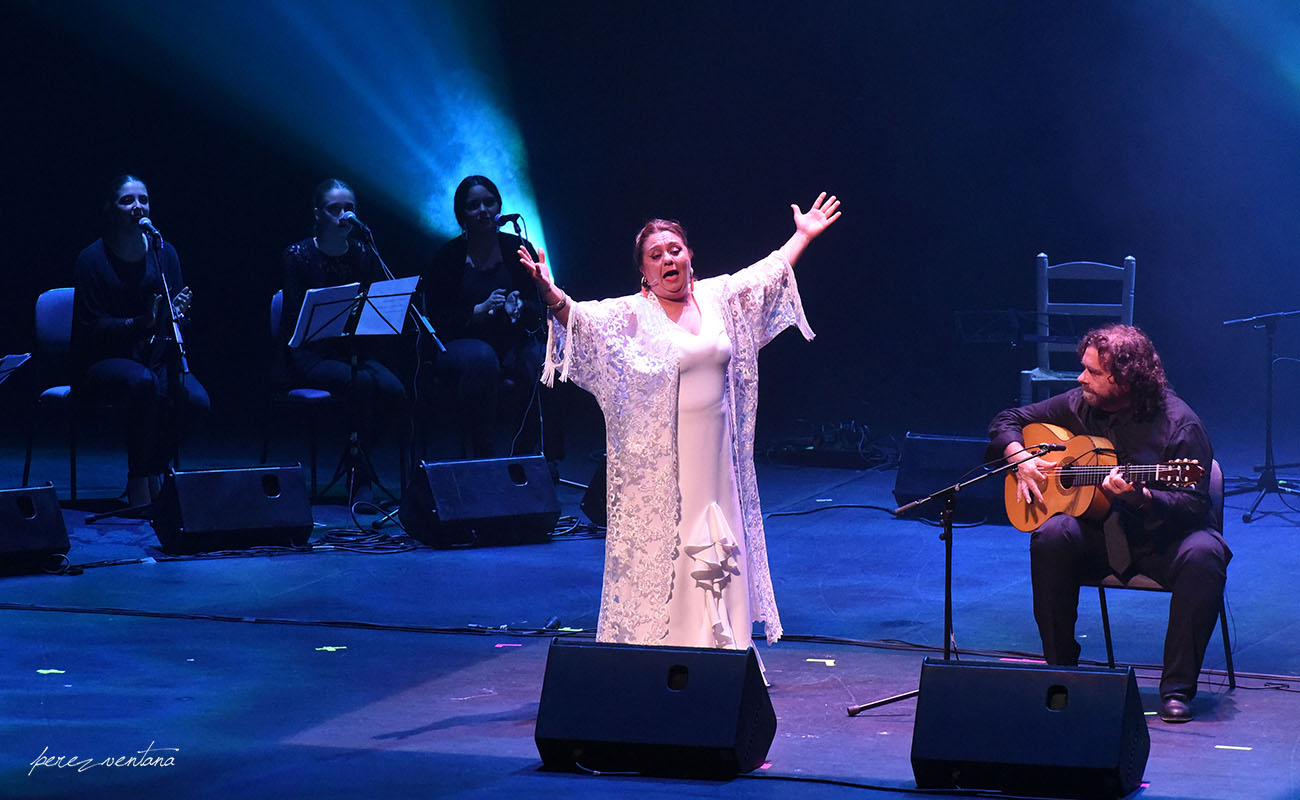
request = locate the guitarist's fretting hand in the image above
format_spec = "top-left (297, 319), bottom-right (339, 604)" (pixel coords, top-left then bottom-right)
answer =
top-left (1101, 466), bottom-right (1152, 508)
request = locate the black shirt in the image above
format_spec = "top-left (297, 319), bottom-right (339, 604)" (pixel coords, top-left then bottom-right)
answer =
top-left (988, 386), bottom-right (1214, 540)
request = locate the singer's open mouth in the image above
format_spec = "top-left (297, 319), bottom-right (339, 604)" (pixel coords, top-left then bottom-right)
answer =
top-left (663, 269), bottom-right (680, 279)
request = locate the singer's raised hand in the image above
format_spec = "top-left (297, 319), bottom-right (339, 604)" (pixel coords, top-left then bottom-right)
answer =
top-left (778, 191), bottom-right (842, 267)
top-left (518, 246), bottom-right (555, 292)
top-left (792, 192), bottom-right (842, 239)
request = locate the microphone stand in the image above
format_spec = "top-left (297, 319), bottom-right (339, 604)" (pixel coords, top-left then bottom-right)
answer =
top-left (846, 445), bottom-right (1051, 716)
top-left (1222, 309), bottom-right (1300, 522)
top-left (497, 216), bottom-right (550, 461)
top-left (87, 228), bottom-right (187, 523)
top-left (346, 225), bottom-right (445, 526)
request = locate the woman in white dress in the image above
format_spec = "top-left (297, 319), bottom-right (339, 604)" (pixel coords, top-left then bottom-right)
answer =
top-left (517, 193), bottom-right (840, 654)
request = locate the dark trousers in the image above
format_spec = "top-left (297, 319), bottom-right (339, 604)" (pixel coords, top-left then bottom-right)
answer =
top-left (81, 357), bottom-right (210, 476)
top-left (433, 337), bottom-right (558, 459)
top-left (290, 351), bottom-right (408, 477)
top-left (1029, 514), bottom-right (1230, 699)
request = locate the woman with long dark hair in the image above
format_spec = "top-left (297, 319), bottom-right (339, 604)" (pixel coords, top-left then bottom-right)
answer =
top-left (72, 174), bottom-right (210, 506)
top-left (421, 175), bottom-right (548, 458)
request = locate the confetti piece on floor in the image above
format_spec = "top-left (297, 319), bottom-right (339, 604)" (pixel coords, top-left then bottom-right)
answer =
top-left (37, 669), bottom-right (65, 675)
top-left (806, 658), bottom-right (836, 667)
top-left (495, 643), bottom-right (522, 648)
top-left (1214, 745), bottom-right (1252, 751)
top-left (315, 646), bottom-right (347, 652)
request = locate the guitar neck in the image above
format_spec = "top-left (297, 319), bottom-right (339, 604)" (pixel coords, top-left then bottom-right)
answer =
top-left (1062, 464), bottom-right (1180, 487)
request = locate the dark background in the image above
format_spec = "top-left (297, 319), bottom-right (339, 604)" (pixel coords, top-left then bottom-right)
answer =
top-left (5, 0), bottom-right (1300, 466)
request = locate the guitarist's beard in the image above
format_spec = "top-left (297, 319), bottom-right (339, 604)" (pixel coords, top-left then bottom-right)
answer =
top-left (1081, 386), bottom-right (1130, 413)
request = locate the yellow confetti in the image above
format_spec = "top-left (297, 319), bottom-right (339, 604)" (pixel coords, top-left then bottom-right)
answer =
top-left (36, 669), bottom-right (66, 675)
top-left (315, 646), bottom-right (348, 652)
top-left (805, 658), bottom-right (836, 667)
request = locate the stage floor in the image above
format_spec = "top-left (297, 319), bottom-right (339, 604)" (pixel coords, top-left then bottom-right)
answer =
top-left (3, 426), bottom-right (1299, 799)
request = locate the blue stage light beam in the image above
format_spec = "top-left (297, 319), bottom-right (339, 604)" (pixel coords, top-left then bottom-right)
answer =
top-left (29, 0), bottom-right (548, 258)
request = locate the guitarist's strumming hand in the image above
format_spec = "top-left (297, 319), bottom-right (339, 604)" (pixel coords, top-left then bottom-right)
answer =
top-left (1004, 442), bottom-right (1051, 506)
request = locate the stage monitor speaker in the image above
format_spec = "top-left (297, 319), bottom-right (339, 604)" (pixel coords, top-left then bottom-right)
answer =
top-left (399, 456), bottom-right (559, 548)
top-left (0, 484), bottom-right (69, 575)
top-left (534, 638), bottom-right (776, 778)
top-left (893, 432), bottom-right (1005, 522)
top-left (910, 658), bottom-right (1150, 799)
top-left (150, 466), bottom-right (313, 555)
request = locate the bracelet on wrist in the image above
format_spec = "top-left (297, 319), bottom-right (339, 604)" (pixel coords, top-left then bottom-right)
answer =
top-left (546, 291), bottom-right (568, 313)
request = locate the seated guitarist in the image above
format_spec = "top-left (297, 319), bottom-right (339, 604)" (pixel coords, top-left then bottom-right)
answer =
top-left (989, 324), bottom-right (1230, 723)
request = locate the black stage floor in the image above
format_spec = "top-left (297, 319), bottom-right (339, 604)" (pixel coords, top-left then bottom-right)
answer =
top-left (3, 422), bottom-right (1299, 799)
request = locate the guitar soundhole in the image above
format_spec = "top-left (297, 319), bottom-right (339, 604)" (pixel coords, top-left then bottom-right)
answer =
top-left (1057, 461), bottom-right (1075, 490)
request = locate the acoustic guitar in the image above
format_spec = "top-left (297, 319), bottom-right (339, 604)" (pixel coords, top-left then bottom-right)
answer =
top-left (1004, 422), bottom-right (1203, 532)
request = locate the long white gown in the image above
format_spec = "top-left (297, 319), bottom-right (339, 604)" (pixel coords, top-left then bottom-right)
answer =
top-left (661, 309), bottom-right (754, 651)
top-left (542, 252), bottom-right (814, 646)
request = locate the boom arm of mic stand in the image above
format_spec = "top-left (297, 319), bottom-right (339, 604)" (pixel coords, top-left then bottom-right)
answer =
top-left (892, 454), bottom-right (1027, 517)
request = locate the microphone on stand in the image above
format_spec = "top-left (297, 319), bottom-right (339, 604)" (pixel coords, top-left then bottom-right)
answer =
top-left (341, 211), bottom-right (372, 239)
top-left (1034, 442), bottom-right (1068, 452)
top-left (138, 217), bottom-right (164, 248)
top-left (494, 213), bottom-right (522, 228)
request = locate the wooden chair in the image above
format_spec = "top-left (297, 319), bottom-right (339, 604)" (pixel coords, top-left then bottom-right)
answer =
top-left (1020, 253), bottom-right (1135, 405)
top-left (1087, 459), bottom-right (1235, 689)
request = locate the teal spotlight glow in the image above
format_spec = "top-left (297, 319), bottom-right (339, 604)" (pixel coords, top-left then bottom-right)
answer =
top-left (30, 0), bottom-right (547, 255)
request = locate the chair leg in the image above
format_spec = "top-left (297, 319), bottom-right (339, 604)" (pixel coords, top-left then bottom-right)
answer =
top-left (1219, 598), bottom-right (1236, 690)
top-left (1097, 587), bottom-right (1116, 669)
top-left (22, 407), bottom-right (36, 487)
top-left (308, 413), bottom-right (319, 501)
top-left (259, 400), bottom-right (272, 465)
top-left (69, 414), bottom-right (78, 502)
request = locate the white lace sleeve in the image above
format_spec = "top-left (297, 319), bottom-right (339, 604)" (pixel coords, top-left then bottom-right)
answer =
top-left (712, 251), bottom-right (814, 348)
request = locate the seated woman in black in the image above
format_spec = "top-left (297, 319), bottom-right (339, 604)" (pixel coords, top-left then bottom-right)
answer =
top-left (72, 174), bottom-right (210, 506)
top-left (279, 178), bottom-right (407, 501)
top-left (421, 175), bottom-right (549, 458)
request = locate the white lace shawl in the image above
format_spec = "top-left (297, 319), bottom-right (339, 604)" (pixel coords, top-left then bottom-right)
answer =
top-left (543, 252), bottom-right (814, 645)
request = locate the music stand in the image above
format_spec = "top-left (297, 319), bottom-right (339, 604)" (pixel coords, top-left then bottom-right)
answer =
top-left (291, 278), bottom-right (418, 505)
top-left (846, 446), bottom-right (1049, 716)
top-left (0, 353), bottom-right (31, 386)
top-left (1222, 309), bottom-right (1300, 522)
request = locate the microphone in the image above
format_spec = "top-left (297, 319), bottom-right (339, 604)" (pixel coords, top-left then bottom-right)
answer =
top-left (341, 211), bottom-right (371, 235)
top-left (494, 213), bottom-right (522, 227)
top-left (138, 217), bottom-right (163, 243)
top-left (1034, 442), bottom-right (1068, 452)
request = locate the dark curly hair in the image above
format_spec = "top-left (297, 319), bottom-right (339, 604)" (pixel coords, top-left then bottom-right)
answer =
top-left (1078, 324), bottom-right (1168, 419)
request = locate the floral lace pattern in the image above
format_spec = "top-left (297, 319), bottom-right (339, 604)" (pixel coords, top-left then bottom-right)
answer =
top-left (543, 252), bottom-right (813, 645)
